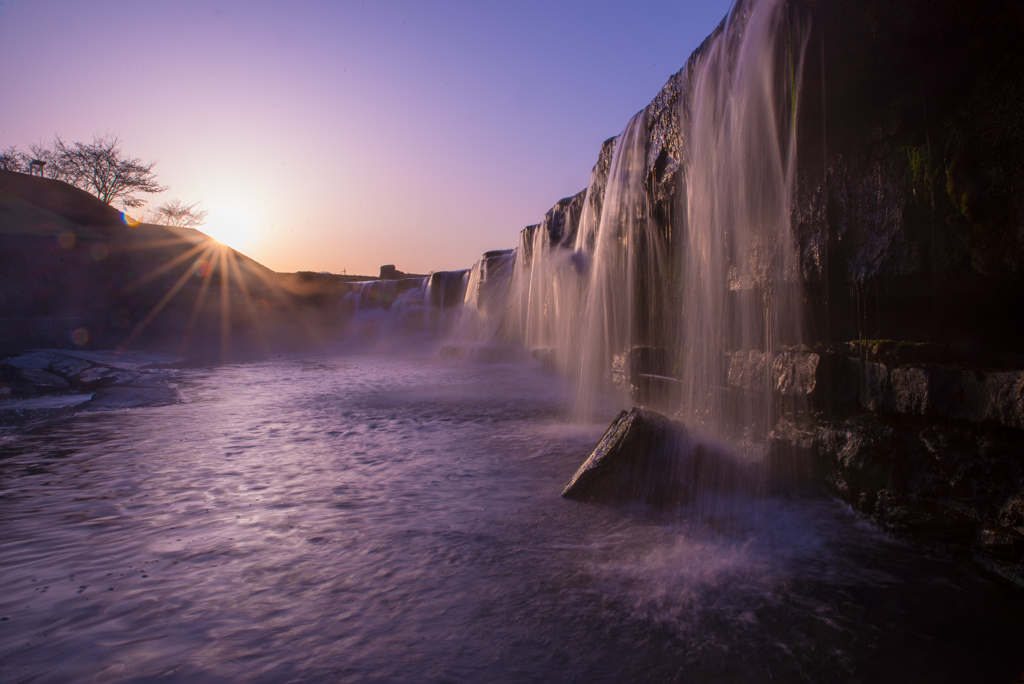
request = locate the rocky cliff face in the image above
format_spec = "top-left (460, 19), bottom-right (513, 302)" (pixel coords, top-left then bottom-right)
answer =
top-left (794, 0), bottom-right (1024, 357)
top-left (505, 0), bottom-right (1024, 587)
top-left (541, 0), bottom-right (1024, 355)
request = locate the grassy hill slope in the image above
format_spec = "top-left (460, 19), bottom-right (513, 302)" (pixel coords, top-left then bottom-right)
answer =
top-left (0, 170), bottom-right (362, 358)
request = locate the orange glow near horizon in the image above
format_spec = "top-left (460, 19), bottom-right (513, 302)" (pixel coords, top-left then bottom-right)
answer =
top-left (201, 202), bottom-right (262, 254)
top-left (2, 0), bottom-right (734, 276)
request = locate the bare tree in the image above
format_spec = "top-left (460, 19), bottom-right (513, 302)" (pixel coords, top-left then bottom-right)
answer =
top-left (3, 133), bottom-right (168, 209)
top-left (0, 146), bottom-right (25, 172)
top-left (53, 133), bottom-right (167, 208)
top-left (149, 199), bottom-right (209, 228)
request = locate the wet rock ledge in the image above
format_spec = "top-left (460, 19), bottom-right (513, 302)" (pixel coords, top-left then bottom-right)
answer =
top-left (0, 349), bottom-right (184, 426)
top-left (587, 342), bottom-right (1024, 591)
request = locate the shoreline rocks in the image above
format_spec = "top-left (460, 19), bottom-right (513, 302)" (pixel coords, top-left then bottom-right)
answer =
top-left (0, 349), bottom-right (185, 426)
top-left (810, 414), bottom-right (1024, 589)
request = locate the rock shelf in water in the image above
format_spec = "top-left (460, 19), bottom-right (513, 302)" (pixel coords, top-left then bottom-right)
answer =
top-left (0, 349), bottom-right (183, 425)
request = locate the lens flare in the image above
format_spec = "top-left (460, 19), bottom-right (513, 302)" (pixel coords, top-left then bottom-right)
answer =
top-left (71, 328), bottom-right (89, 346)
top-left (121, 212), bottom-right (140, 227)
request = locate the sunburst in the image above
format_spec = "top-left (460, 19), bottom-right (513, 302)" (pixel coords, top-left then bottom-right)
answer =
top-left (109, 224), bottom-right (335, 361)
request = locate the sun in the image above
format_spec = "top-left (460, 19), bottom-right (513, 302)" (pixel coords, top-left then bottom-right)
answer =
top-left (202, 203), bottom-right (259, 252)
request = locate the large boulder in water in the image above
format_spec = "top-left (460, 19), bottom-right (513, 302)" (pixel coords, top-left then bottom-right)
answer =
top-left (562, 408), bottom-right (745, 506)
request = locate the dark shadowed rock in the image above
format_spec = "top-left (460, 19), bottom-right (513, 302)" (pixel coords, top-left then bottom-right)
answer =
top-left (0, 349), bottom-right (183, 423)
top-left (626, 347), bottom-right (675, 379)
top-left (835, 357), bottom-right (1024, 431)
top-left (1, 351), bottom-right (60, 371)
top-left (0, 392), bottom-right (94, 427)
top-left (74, 365), bottom-right (123, 389)
top-left (623, 347), bottom-right (679, 409)
top-left (562, 407), bottom-right (745, 506)
top-left (764, 421), bottom-right (818, 495)
top-left (8, 367), bottom-right (69, 394)
top-left (50, 356), bottom-right (93, 380)
top-left (811, 414), bottom-right (1024, 587)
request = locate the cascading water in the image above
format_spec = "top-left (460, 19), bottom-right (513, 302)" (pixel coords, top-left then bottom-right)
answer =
top-left (341, 277), bottom-right (434, 343)
top-left (574, 110), bottom-right (670, 418)
top-left (435, 249), bottom-right (520, 359)
top-left (347, 0), bottom-right (807, 443)
top-left (505, 173), bottom-right (601, 378)
top-left (504, 111), bottom-right (669, 420)
top-left (501, 0), bottom-right (808, 442)
top-left (677, 0), bottom-right (809, 440)
top-left (425, 269), bottom-right (471, 337)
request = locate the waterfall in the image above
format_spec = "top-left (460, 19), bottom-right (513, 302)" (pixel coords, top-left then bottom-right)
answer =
top-left (506, 189), bottom-right (593, 379)
top-left (341, 277), bottom-right (432, 344)
top-left (678, 0), bottom-right (808, 440)
top-left (573, 110), bottom-right (671, 418)
top-left (502, 108), bottom-right (670, 420)
top-left (441, 249), bottom-right (517, 349)
top-left (499, 0), bottom-right (807, 437)
top-left (425, 269), bottom-right (471, 337)
top-left (342, 0), bottom-right (809, 439)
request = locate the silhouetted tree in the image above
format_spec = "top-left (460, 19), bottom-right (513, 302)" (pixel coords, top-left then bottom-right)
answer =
top-left (149, 199), bottom-right (208, 228)
top-left (4, 133), bottom-right (168, 208)
top-left (53, 133), bottom-right (167, 208)
top-left (0, 146), bottom-right (25, 172)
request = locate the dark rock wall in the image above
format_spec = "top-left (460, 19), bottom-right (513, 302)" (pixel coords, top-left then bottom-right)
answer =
top-left (793, 0), bottom-right (1024, 355)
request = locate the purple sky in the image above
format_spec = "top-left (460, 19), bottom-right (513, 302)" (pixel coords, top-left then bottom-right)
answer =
top-left (1, 0), bottom-right (731, 276)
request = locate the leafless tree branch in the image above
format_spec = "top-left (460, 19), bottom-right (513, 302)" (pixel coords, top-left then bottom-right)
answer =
top-left (149, 199), bottom-right (209, 228)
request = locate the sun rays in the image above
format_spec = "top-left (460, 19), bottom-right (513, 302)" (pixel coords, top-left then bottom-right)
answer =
top-left (114, 230), bottom-right (274, 359)
top-left (109, 223), bottom-right (337, 360)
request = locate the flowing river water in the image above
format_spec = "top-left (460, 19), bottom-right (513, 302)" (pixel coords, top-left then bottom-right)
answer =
top-left (0, 353), bottom-right (1022, 683)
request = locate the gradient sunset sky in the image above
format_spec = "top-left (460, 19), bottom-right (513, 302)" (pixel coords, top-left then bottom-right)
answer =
top-left (1, 0), bottom-right (731, 276)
